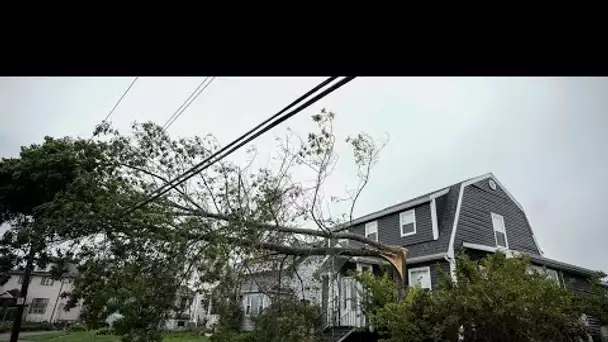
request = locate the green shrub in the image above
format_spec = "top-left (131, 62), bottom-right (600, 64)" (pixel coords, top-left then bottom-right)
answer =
top-left (68, 323), bottom-right (87, 332)
top-left (17, 321), bottom-right (57, 332)
top-left (231, 332), bottom-right (256, 342)
top-left (209, 331), bottom-right (255, 342)
top-left (251, 298), bottom-right (323, 342)
top-left (96, 327), bottom-right (114, 335)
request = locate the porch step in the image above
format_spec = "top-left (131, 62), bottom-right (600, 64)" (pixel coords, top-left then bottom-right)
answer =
top-left (321, 326), bottom-right (355, 342)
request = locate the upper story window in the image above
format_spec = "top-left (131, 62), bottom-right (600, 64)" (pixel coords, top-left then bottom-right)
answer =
top-left (400, 209), bottom-right (416, 237)
top-left (491, 213), bottom-right (508, 248)
top-left (408, 266), bottom-right (431, 289)
top-left (365, 221), bottom-right (378, 242)
top-left (40, 277), bottom-right (54, 286)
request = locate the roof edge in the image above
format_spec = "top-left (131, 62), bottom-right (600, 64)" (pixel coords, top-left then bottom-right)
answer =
top-left (461, 242), bottom-right (600, 277)
top-left (334, 187), bottom-right (450, 231)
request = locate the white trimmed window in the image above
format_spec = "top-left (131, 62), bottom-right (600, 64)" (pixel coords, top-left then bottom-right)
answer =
top-left (408, 267), bottom-right (432, 289)
top-left (244, 294), bottom-right (268, 316)
top-left (40, 277), bottom-right (54, 286)
top-left (365, 221), bottom-right (378, 242)
top-left (400, 209), bottom-right (416, 237)
top-left (28, 298), bottom-right (49, 314)
top-left (491, 213), bottom-right (508, 248)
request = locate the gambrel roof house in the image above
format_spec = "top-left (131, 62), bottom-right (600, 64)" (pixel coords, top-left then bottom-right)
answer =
top-left (204, 173), bottom-right (606, 341)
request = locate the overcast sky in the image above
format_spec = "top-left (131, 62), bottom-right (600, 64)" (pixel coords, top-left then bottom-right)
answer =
top-left (1, 77), bottom-right (607, 272)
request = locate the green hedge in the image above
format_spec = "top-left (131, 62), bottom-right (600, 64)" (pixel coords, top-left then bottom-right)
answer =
top-left (0, 321), bottom-right (56, 333)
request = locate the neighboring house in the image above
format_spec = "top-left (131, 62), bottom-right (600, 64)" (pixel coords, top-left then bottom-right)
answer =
top-left (105, 285), bottom-right (205, 331)
top-left (161, 285), bottom-right (205, 331)
top-left (197, 173), bottom-right (606, 341)
top-left (235, 254), bottom-right (326, 331)
top-left (0, 265), bottom-right (82, 323)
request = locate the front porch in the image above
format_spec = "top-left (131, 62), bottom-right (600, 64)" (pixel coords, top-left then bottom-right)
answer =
top-left (321, 256), bottom-right (396, 330)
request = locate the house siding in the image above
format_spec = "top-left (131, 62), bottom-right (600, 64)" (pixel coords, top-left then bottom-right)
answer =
top-left (0, 274), bottom-right (82, 323)
top-left (342, 185), bottom-right (460, 258)
top-left (400, 184), bottom-right (461, 258)
top-left (239, 257), bottom-right (325, 331)
top-left (561, 270), bottom-right (593, 293)
top-left (349, 202), bottom-right (434, 249)
top-left (288, 256), bottom-right (324, 304)
top-left (455, 179), bottom-right (541, 255)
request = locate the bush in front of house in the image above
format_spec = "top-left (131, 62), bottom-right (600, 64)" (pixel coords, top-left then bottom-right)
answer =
top-left (251, 298), bottom-right (323, 342)
top-left (355, 252), bottom-right (593, 342)
top-left (0, 321), bottom-right (57, 333)
top-left (228, 331), bottom-right (256, 342)
top-left (68, 322), bottom-right (88, 332)
top-left (96, 327), bottom-right (115, 335)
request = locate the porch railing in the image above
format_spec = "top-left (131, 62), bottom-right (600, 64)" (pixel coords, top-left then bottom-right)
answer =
top-left (324, 297), bottom-right (366, 328)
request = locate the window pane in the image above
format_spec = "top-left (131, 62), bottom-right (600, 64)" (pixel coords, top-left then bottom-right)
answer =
top-left (250, 295), bottom-right (260, 314)
top-left (342, 282), bottom-right (348, 309)
top-left (29, 298), bottom-right (49, 314)
top-left (402, 223), bottom-right (415, 234)
top-left (410, 269), bottom-right (431, 289)
top-left (350, 282), bottom-right (358, 311)
top-left (367, 232), bottom-right (378, 242)
top-left (365, 222), bottom-right (377, 235)
top-left (411, 271), bottom-right (424, 286)
top-left (495, 231), bottom-right (506, 247)
top-left (401, 211), bottom-right (414, 224)
top-left (492, 213), bottom-right (505, 233)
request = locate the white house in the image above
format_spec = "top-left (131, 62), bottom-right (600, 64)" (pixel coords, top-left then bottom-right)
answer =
top-left (0, 266), bottom-right (83, 323)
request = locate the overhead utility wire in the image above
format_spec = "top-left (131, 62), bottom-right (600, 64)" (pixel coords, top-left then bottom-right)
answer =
top-left (102, 77), bottom-right (139, 123)
top-left (162, 76), bottom-right (216, 131)
top-left (124, 76), bottom-right (356, 215)
top-left (139, 76), bottom-right (337, 201)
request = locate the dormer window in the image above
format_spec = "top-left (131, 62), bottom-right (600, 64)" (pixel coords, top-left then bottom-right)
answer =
top-left (400, 209), bottom-right (416, 237)
top-left (491, 212), bottom-right (508, 248)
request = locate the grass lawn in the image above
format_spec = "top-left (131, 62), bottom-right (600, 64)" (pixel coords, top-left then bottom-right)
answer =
top-left (2, 331), bottom-right (210, 342)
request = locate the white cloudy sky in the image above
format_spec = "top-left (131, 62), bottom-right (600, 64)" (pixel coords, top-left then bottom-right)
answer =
top-left (1, 77), bottom-right (607, 272)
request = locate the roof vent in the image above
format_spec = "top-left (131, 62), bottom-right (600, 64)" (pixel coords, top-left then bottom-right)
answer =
top-left (488, 179), bottom-right (497, 190)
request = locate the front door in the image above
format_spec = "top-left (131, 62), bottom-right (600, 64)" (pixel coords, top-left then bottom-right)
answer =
top-left (340, 277), bottom-right (357, 326)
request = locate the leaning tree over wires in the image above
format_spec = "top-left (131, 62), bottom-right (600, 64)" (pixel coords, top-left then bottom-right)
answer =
top-left (10, 110), bottom-right (397, 342)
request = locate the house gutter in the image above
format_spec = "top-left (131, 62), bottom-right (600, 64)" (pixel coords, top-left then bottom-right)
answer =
top-left (461, 242), bottom-right (600, 277)
top-left (333, 188), bottom-right (450, 232)
top-left (407, 253), bottom-right (447, 264)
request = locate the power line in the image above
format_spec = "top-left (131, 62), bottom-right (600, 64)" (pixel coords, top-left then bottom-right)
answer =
top-left (102, 77), bottom-right (139, 123)
top-left (124, 76), bottom-right (355, 215)
top-left (162, 77), bottom-right (216, 131)
top-left (136, 76), bottom-right (337, 205)
top-left (162, 77), bottom-right (209, 130)
top-left (135, 76), bottom-right (338, 204)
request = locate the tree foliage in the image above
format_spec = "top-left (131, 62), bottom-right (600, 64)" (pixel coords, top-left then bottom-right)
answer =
top-left (575, 275), bottom-right (608, 325)
top-left (0, 110), bottom-right (396, 341)
top-left (250, 297), bottom-right (323, 342)
top-left (0, 136), bottom-right (112, 283)
top-left (356, 253), bottom-right (591, 342)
